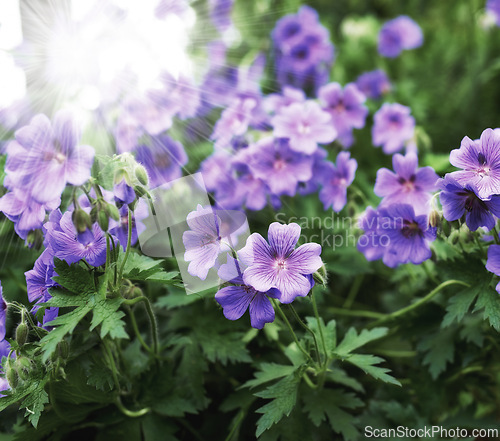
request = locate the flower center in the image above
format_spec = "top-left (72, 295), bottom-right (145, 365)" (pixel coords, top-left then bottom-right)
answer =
top-left (275, 259), bottom-right (287, 271)
top-left (297, 123), bottom-right (311, 135)
top-left (274, 159), bottom-right (287, 170)
top-left (401, 220), bottom-right (422, 239)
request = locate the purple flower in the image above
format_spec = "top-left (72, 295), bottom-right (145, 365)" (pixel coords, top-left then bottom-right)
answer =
top-left (245, 137), bottom-right (313, 197)
top-left (271, 101), bottom-right (337, 154)
top-left (114, 179), bottom-right (136, 206)
top-left (135, 135), bottom-right (187, 188)
top-left (159, 72), bottom-right (201, 120)
top-left (374, 152), bottom-right (438, 215)
top-left (44, 210), bottom-right (108, 267)
top-left (357, 207), bottom-right (387, 262)
top-left (25, 251), bottom-right (59, 325)
top-left (486, 245), bottom-right (500, 292)
top-left (372, 103), bottom-right (415, 154)
top-left (378, 16), bottom-right (423, 58)
top-left (238, 223), bottom-right (322, 304)
top-left (318, 82), bottom-right (368, 148)
top-left (209, 0), bottom-right (234, 33)
top-left (215, 255), bottom-right (280, 329)
top-left (448, 128), bottom-right (500, 200)
top-left (183, 205), bottom-right (227, 280)
top-left (317, 151), bottom-right (357, 212)
top-left (0, 282), bottom-right (6, 341)
top-left (487, 0), bottom-right (500, 26)
top-left (264, 86), bottom-right (306, 114)
top-left (355, 69), bottom-right (391, 100)
top-left (109, 199), bottom-right (148, 247)
top-left (0, 339), bottom-right (12, 394)
top-left (371, 204), bottom-right (435, 267)
top-left (6, 112), bottom-right (95, 203)
top-left (438, 175), bottom-right (500, 231)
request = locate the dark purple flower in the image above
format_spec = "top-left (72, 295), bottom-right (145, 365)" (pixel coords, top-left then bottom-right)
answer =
top-left (245, 137), bottom-right (313, 197)
top-left (215, 255), bottom-right (280, 329)
top-left (317, 151), bottom-right (357, 212)
top-left (209, 0), bottom-right (234, 33)
top-left (135, 135), bottom-right (187, 188)
top-left (448, 128), bottom-right (500, 199)
top-left (0, 339), bottom-right (12, 394)
top-left (486, 245), bottom-right (500, 292)
top-left (357, 207), bottom-right (387, 262)
top-left (374, 152), bottom-right (438, 215)
top-left (238, 223), bottom-right (322, 304)
top-left (109, 199), bottom-right (148, 247)
top-left (6, 111), bottom-right (95, 203)
top-left (0, 282), bottom-right (6, 341)
top-left (25, 251), bottom-right (59, 325)
top-left (271, 101), bottom-right (336, 154)
top-left (183, 205), bottom-right (228, 280)
top-left (378, 16), bottom-right (423, 58)
top-left (318, 82), bottom-right (368, 148)
top-left (372, 103), bottom-right (415, 154)
top-left (114, 179), bottom-right (136, 205)
top-left (355, 69), bottom-right (391, 100)
top-left (438, 175), bottom-right (500, 231)
top-left (44, 210), bottom-right (108, 267)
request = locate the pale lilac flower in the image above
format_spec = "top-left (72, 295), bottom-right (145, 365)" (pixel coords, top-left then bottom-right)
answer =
top-left (318, 82), bottom-right (368, 148)
top-left (317, 151), bottom-right (357, 212)
top-left (374, 152), bottom-right (438, 215)
top-left (271, 101), bottom-right (337, 154)
top-left (238, 223), bottom-right (322, 304)
top-left (448, 128), bottom-right (500, 199)
top-left (215, 255), bottom-right (280, 329)
top-left (378, 16), bottom-right (423, 58)
top-left (356, 69), bottom-right (391, 100)
top-left (486, 245), bottom-right (500, 292)
top-left (264, 86), bottom-right (306, 114)
top-left (372, 103), bottom-right (415, 154)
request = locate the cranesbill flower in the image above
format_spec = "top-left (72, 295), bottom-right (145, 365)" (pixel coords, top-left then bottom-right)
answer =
top-left (183, 205), bottom-right (227, 280)
top-left (378, 203), bottom-right (436, 267)
top-left (372, 103), bottom-right (415, 154)
top-left (44, 210), bottom-right (108, 267)
top-left (114, 179), bottom-right (136, 206)
top-left (0, 339), bottom-right (11, 394)
top-left (318, 82), bottom-right (368, 148)
top-left (356, 69), bottom-right (391, 100)
top-left (135, 135), bottom-right (188, 188)
top-left (374, 152), bottom-right (438, 215)
top-left (238, 222), bottom-right (322, 304)
top-left (486, 245), bottom-right (500, 292)
top-left (0, 282), bottom-right (6, 341)
top-left (317, 151), bottom-right (357, 212)
top-left (448, 128), bottom-right (500, 199)
top-left (357, 207), bottom-right (386, 262)
top-left (215, 255), bottom-right (280, 329)
top-left (487, 0), bottom-right (500, 26)
top-left (109, 199), bottom-right (148, 247)
top-left (6, 111), bottom-right (95, 203)
top-left (378, 16), bottom-right (423, 58)
top-left (209, 0), bottom-right (234, 33)
top-left (245, 137), bottom-right (313, 197)
top-left (271, 101), bottom-right (336, 154)
top-left (264, 86), bottom-right (306, 114)
top-left (25, 251), bottom-right (59, 325)
top-left (438, 175), bottom-right (500, 231)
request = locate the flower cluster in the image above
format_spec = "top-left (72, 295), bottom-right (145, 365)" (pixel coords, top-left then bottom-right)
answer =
top-left (358, 152), bottom-right (438, 267)
top-left (378, 16), bottom-right (423, 58)
top-left (272, 6), bottom-right (334, 91)
top-left (183, 212), bottom-right (322, 328)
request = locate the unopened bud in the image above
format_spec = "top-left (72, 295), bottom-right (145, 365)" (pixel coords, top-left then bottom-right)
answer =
top-left (312, 264), bottom-right (328, 287)
top-left (134, 185), bottom-right (147, 198)
top-left (72, 209), bottom-right (92, 233)
top-left (114, 169), bottom-right (131, 186)
top-left (98, 211), bottom-right (109, 232)
top-left (135, 165), bottom-right (149, 186)
top-left (105, 203), bottom-right (120, 222)
top-left (6, 367), bottom-right (18, 389)
top-left (429, 210), bottom-right (440, 228)
top-left (16, 323), bottom-right (29, 346)
top-left (16, 357), bottom-right (31, 381)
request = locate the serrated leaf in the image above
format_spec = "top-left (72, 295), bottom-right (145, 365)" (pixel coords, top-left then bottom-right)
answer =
top-left (89, 296), bottom-right (127, 339)
top-left (305, 317), bottom-right (336, 358)
top-left (473, 284), bottom-right (500, 331)
top-left (255, 374), bottom-right (299, 437)
top-left (51, 259), bottom-right (95, 296)
top-left (335, 327), bottom-right (388, 357)
top-left (442, 284), bottom-right (480, 327)
top-left (240, 363), bottom-right (296, 389)
top-left (196, 330), bottom-right (251, 365)
top-left (302, 389), bottom-right (362, 440)
top-left (87, 363), bottom-right (115, 392)
top-left (417, 327), bottom-right (456, 379)
top-left (346, 354), bottom-right (401, 386)
top-left (153, 394), bottom-right (198, 417)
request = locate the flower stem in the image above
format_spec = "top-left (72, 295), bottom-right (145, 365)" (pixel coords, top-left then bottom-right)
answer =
top-left (272, 299), bottom-right (315, 366)
top-left (370, 279), bottom-right (470, 327)
top-left (327, 307), bottom-right (385, 319)
top-left (343, 274), bottom-right (364, 309)
top-left (126, 306), bottom-right (153, 355)
top-left (288, 304), bottom-right (322, 366)
top-left (124, 296), bottom-right (159, 355)
top-left (311, 291), bottom-right (328, 366)
top-left (118, 208), bottom-right (133, 282)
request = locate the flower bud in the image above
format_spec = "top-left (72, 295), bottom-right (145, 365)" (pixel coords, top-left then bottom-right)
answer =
top-left (97, 211), bottom-right (109, 232)
top-left (135, 165), bottom-right (149, 186)
top-left (429, 210), bottom-right (440, 229)
top-left (134, 185), bottom-right (147, 198)
top-left (105, 203), bottom-right (120, 222)
top-left (441, 219), bottom-right (451, 237)
top-left (16, 357), bottom-right (31, 381)
top-left (114, 168), bottom-right (131, 186)
top-left (312, 264), bottom-right (328, 287)
top-left (16, 323), bottom-right (29, 346)
top-left (6, 366), bottom-right (18, 389)
top-left (449, 230), bottom-right (460, 245)
top-left (72, 209), bottom-right (92, 234)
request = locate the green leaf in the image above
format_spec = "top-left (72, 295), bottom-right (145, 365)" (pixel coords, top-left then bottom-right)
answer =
top-left (240, 363), bottom-right (297, 389)
top-left (345, 354), bottom-right (401, 386)
top-left (121, 252), bottom-right (177, 282)
top-left (153, 394), bottom-right (198, 417)
top-left (51, 259), bottom-right (95, 296)
top-left (334, 327), bottom-right (388, 357)
top-left (302, 389), bottom-right (362, 440)
top-left (0, 155), bottom-right (6, 187)
top-left (305, 317), bottom-right (336, 358)
top-left (87, 363), bottom-right (114, 392)
top-left (442, 284), bottom-right (480, 327)
top-left (141, 415), bottom-right (179, 441)
top-left (417, 327), bottom-right (456, 379)
top-left (255, 374), bottom-right (300, 437)
top-left (473, 284), bottom-right (500, 331)
top-left (196, 330), bottom-right (251, 365)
